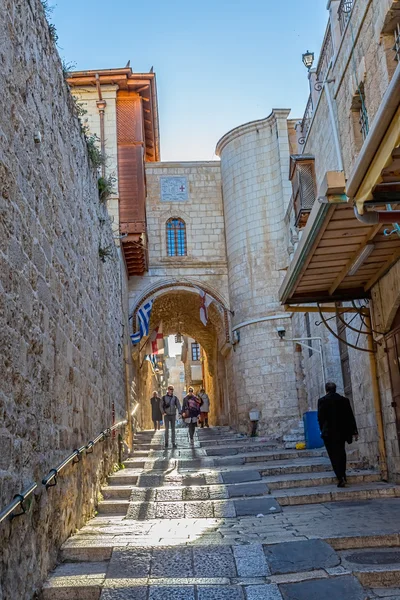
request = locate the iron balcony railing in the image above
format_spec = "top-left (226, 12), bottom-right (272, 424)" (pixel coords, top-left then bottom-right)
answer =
top-left (338, 0), bottom-right (354, 34)
top-left (394, 22), bottom-right (400, 63)
top-left (298, 95), bottom-right (314, 145)
top-left (316, 26), bottom-right (334, 87)
top-left (1, 419), bottom-right (128, 523)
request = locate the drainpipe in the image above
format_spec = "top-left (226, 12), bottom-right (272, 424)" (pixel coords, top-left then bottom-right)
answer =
top-left (365, 313), bottom-right (388, 481)
top-left (95, 73), bottom-right (107, 178)
top-left (354, 206), bottom-right (400, 224)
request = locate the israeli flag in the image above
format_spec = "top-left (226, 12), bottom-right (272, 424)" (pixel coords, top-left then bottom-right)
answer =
top-left (130, 299), bottom-right (153, 346)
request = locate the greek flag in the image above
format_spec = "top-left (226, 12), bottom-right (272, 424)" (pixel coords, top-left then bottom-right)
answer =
top-left (130, 299), bottom-right (153, 346)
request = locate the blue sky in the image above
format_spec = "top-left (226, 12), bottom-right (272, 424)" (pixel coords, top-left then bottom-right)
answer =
top-left (53, 0), bottom-right (328, 161)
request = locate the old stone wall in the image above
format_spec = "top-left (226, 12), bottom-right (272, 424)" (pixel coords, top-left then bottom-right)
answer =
top-left (371, 262), bottom-right (400, 480)
top-left (216, 112), bottom-right (300, 437)
top-left (291, 311), bottom-right (344, 411)
top-left (332, 0), bottom-right (396, 176)
top-left (0, 1), bottom-right (127, 597)
top-left (129, 161), bottom-right (229, 331)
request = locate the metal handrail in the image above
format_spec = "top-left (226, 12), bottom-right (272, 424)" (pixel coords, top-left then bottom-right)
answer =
top-left (1, 418), bottom-right (128, 523)
top-left (0, 483), bottom-right (37, 524)
top-left (42, 419), bottom-right (127, 489)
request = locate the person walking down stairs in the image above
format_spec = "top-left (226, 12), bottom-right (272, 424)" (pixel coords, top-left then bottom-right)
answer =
top-left (318, 381), bottom-right (359, 488)
top-left (198, 388), bottom-right (210, 428)
top-left (161, 385), bottom-right (182, 448)
top-left (182, 387), bottom-right (202, 443)
top-left (150, 391), bottom-right (162, 431)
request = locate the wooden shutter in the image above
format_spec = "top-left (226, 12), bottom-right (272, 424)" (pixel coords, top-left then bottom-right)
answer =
top-left (117, 92), bottom-right (146, 233)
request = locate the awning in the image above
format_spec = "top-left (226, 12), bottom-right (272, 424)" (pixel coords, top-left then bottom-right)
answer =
top-left (279, 199), bottom-right (400, 304)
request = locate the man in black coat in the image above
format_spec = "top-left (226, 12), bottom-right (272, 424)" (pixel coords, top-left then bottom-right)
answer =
top-left (317, 381), bottom-right (358, 488)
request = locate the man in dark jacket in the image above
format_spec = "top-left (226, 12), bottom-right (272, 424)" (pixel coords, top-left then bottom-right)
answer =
top-left (318, 381), bottom-right (358, 488)
top-left (161, 385), bottom-right (182, 449)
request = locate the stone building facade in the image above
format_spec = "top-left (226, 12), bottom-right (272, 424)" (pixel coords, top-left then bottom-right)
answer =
top-left (71, 62), bottom-right (349, 440)
top-left (0, 1), bottom-right (130, 597)
top-left (280, 0), bottom-right (400, 479)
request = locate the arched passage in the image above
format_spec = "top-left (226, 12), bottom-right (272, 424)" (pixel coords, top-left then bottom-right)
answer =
top-left (132, 286), bottom-right (232, 431)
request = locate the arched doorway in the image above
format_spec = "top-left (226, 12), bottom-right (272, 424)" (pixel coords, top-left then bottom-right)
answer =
top-left (131, 287), bottom-right (232, 431)
top-left (385, 306), bottom-right (400, 453)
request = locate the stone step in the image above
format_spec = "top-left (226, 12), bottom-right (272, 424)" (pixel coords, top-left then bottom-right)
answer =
top-left (97, 499), bottom-right (130, 514)
top-left (99, 495), bottom-right (282, 519)
top-left (98, 472), bottom-right (385, 516)
top-left (133, 436), bottom-right (279, 451)
top-left (274, 481), bottom-right (400, 506)
top-left (283, 434), bottom-right (305, 442)
top-left (284, 442), bottom-right (304, 449)
top-left (265, 469), bottom-right (380, 490)
top-left (108, 470), bottom-right (379, 502)
top-left (43, 545), bottom-right (400, 599)
top-left (101, 485), bottom-right (133, 499)
top-left (107, 469), bottom-right (140, 486)
top-left (41, 562), bottom-right (107, 600)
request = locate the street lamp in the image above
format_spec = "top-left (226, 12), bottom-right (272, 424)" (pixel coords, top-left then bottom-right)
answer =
top-left (302, 50), bottom-right (314, 70)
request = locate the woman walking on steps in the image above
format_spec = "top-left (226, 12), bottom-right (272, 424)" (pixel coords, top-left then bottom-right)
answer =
top-left (182, 387), bottom-right (202, 443)
top-left (150, 391), bottom-right (162, 431)
top-left (198, 388), bottom-right (210, 428)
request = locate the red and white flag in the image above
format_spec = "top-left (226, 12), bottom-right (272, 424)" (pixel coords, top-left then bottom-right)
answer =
top-left (199, 291), bottom-right (213, 326)
top-left (147, 322), bottom-right (164, 355)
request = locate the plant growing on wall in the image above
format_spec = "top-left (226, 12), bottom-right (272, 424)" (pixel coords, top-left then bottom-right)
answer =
top-left (41, 1), bottom-right (58, 43)
top-left (62, 59), bottom-right (76, 79)
top-left (86, 134), bottom-right (106, 169)
top-left (98, 175), bottom-right (116, 204)
top-left (98, 245), bottom-right (114, 263)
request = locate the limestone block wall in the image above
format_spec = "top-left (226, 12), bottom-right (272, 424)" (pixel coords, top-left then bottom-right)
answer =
top-left (331, 0), bottom-right (396, 176)
top-left (216, 112), bottom-right (300, 437)
top-left (0, 1), bottom-right (126, 597)
top-left (145, 161), bottom-right (227, 265)
top-left (291, 311), bottom-right (344, 411)
top-left (129, 161), bottom-right (230, 378)
top-left (371, 262), bottom-right (400, 481)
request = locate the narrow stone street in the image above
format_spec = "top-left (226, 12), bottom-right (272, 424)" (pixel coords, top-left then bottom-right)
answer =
top-left (43, 427), bottom-right (400, 599)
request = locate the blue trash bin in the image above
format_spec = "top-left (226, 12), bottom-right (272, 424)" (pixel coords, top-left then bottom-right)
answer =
top-left (303, 411), bottom-right (324, 449)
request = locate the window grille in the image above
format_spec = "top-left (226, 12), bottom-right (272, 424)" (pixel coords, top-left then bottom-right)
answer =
top-left (351, 86), bottom-right (369, 144)
top-left (166, 218), bottom-right (187, 256)
top-left (289, 156), bottom-right (317, 228)
top-left (359, 104), bottom-right (369, 141)
top-left (338, 0), bottom-right (354, 34)
top-left (191, 342), bottom-right (200, 362)
top-left (393, 23), bottom-right (400, 62)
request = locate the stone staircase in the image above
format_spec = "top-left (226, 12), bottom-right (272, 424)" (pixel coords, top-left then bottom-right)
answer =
top-left (283, 419), bottom-right (305, 449)
top-left (42, 426), bottom-right (400, 599)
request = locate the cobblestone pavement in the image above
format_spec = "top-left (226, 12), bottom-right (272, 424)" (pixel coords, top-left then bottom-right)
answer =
top-left (43, 427), bottom-right (400, 599)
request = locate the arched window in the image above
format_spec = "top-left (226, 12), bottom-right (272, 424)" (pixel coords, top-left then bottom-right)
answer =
top-left (166, 218), bottom-right (187, 256)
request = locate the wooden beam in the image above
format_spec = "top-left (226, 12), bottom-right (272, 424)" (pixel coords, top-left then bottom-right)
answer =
top-left (284, 305), bottom-right (367, 314)
top-left (364, 247), bottom-right (400, 291)
top-left (329, 224), bottom-right (382, 295)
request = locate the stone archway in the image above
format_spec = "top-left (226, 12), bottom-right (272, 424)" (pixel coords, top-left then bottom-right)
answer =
top-left (132, 286), bottom-right (232, 431)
